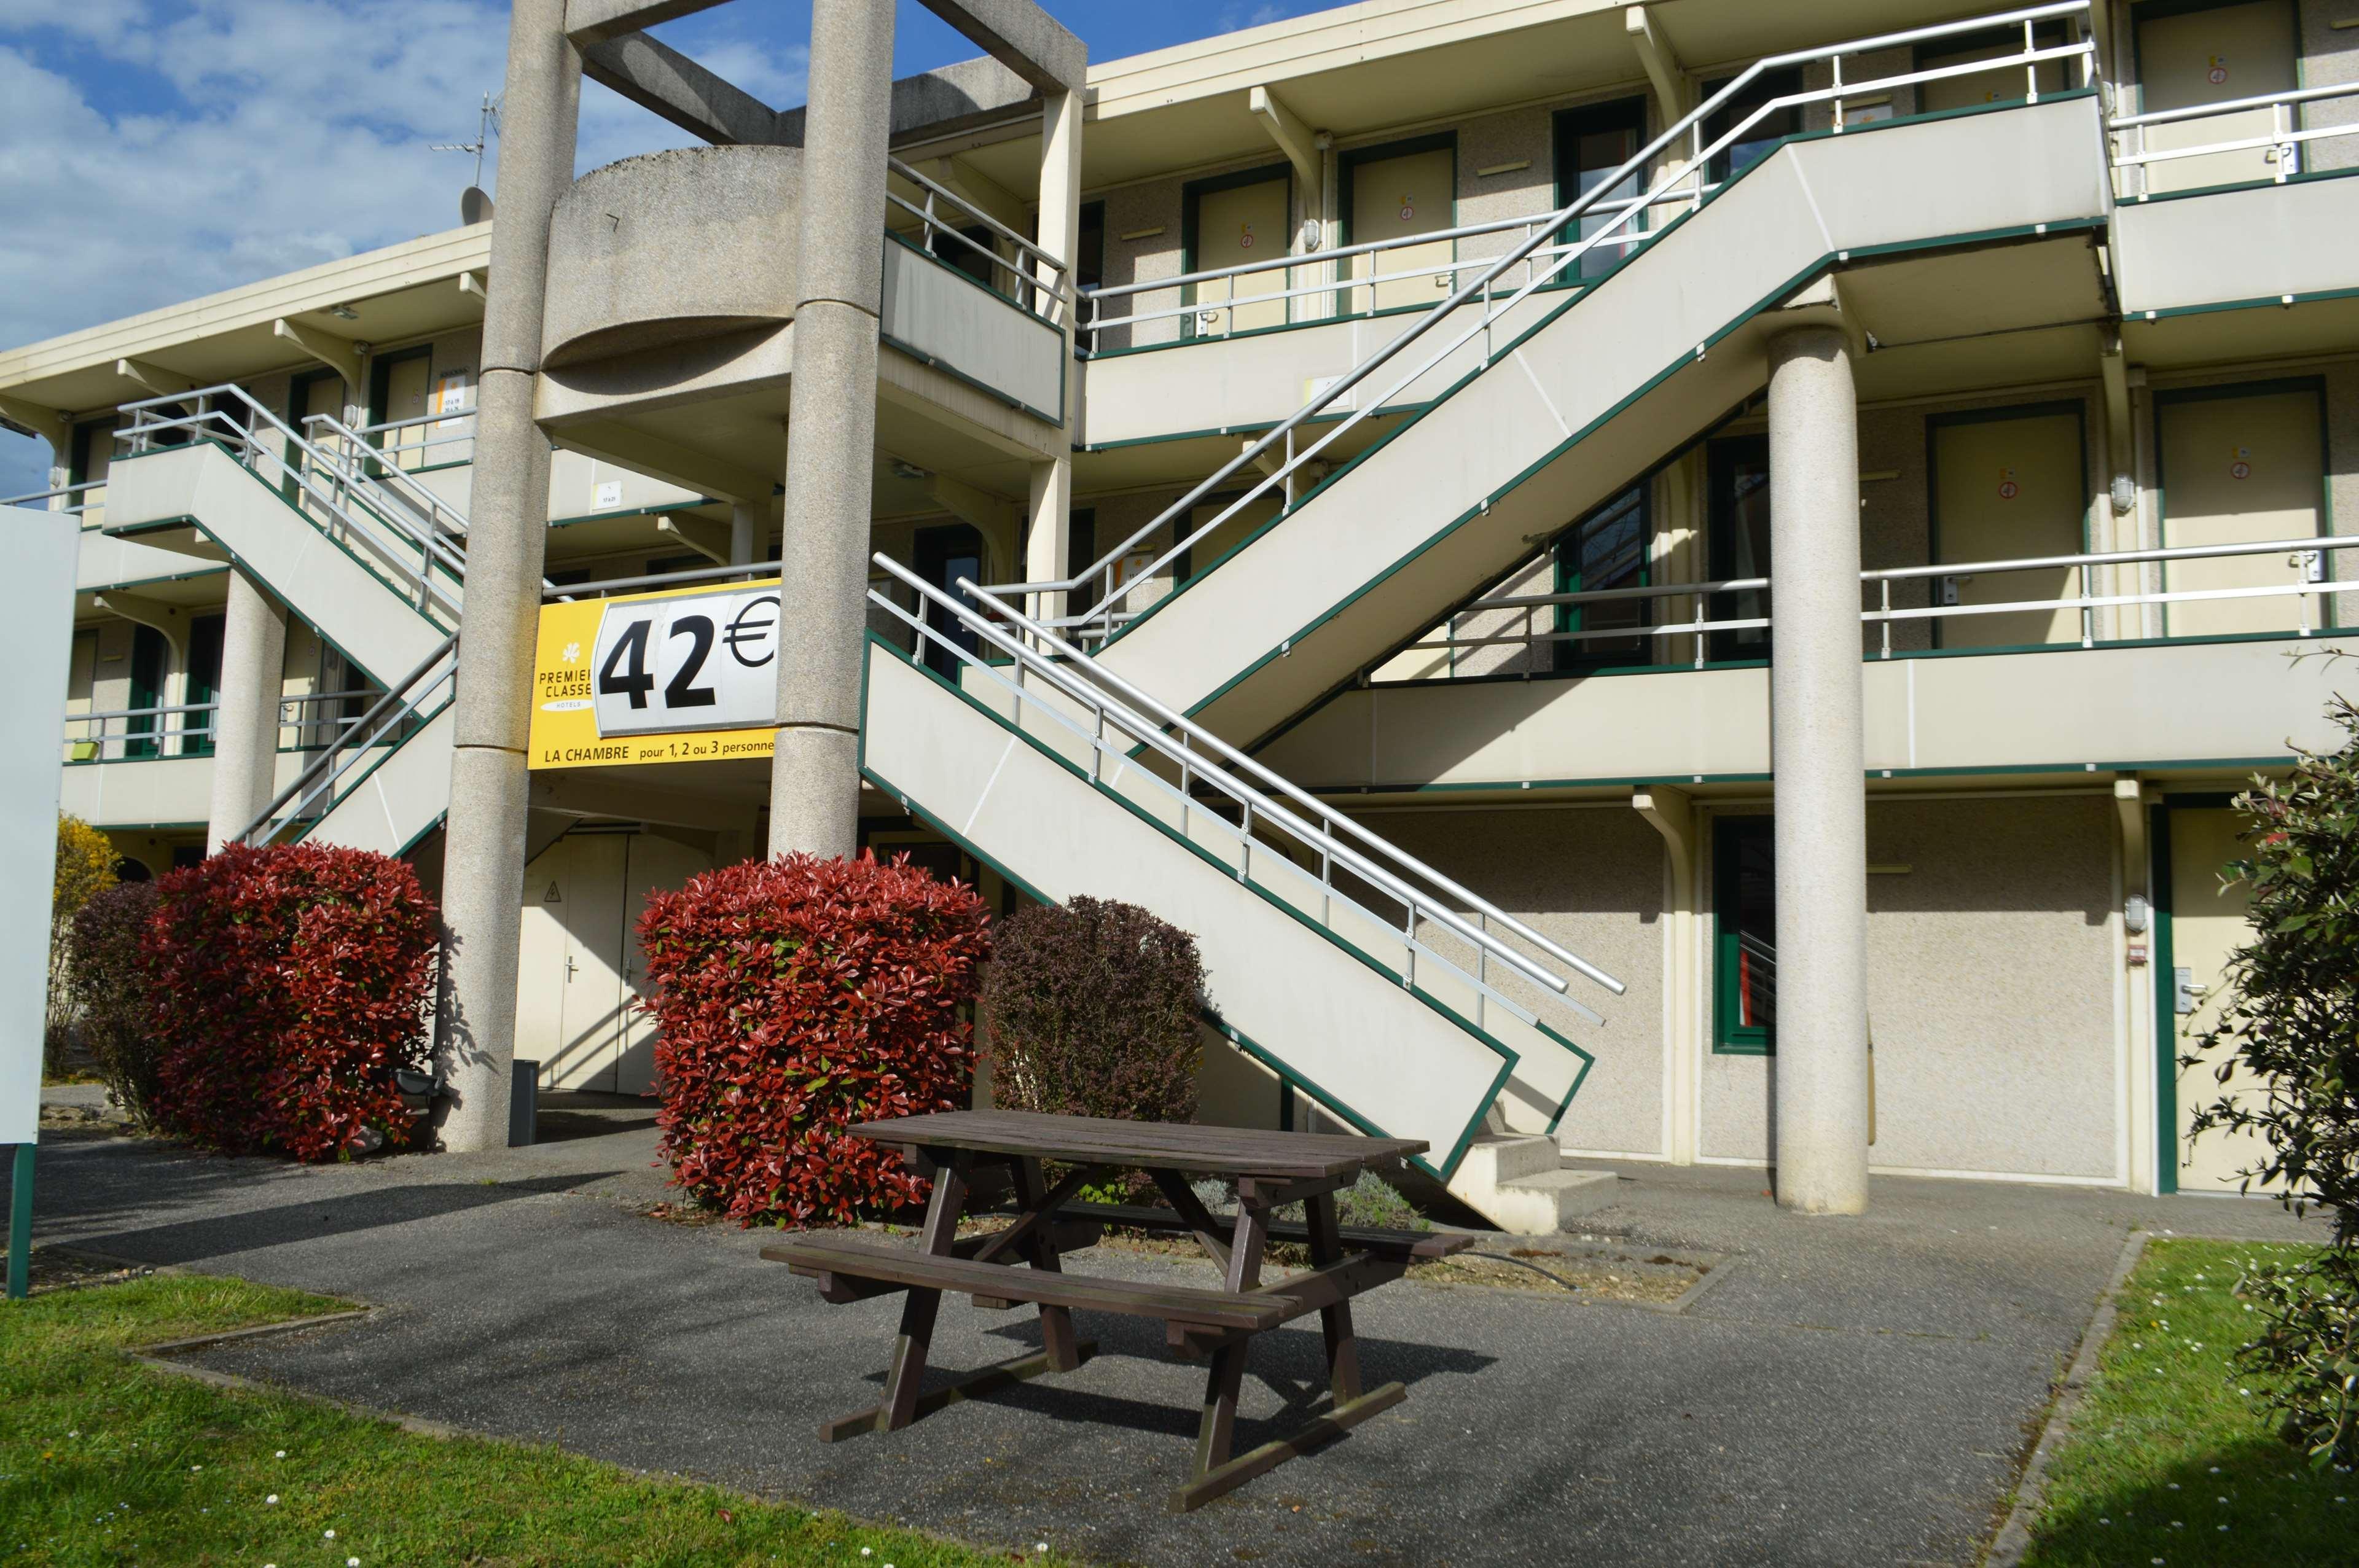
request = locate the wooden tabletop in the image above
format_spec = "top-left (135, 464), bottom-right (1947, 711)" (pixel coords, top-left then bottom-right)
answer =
top-left (844, 1109), bottom-right (1426, 1179)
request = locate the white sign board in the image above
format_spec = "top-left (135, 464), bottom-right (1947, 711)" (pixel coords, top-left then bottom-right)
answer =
top-left (586, 580), bottom-right (781, 739)
top-left (1, 508), bottom-right (80, 1145)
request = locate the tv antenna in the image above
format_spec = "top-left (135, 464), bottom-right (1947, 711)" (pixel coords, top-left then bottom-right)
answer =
top-left (432, 92), bottom-right (501, 189)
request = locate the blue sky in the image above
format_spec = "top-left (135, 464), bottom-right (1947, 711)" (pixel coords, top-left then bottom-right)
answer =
top-left (0, 1), bottom-right (1357, 494)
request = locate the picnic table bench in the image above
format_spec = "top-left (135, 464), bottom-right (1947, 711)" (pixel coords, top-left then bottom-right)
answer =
top-left (763, 1109), bottom-right (1470, 1510)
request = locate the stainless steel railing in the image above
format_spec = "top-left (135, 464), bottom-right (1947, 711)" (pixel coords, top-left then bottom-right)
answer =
top-left (872, 552), bottom-right (1624, 1033)
top-left (996, 1), bottom-right (2097, 644)
top-left (1401, 531), bottom-right (2358, 674)
top-left (238, 636), bottom-right (458, 846)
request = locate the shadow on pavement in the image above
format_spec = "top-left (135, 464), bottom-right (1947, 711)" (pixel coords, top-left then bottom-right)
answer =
top-left (65, 1171), bottom-right (622, 1268)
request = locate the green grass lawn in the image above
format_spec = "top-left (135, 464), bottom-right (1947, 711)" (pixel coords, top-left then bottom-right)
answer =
top-left (0, 1270), bottom-right (1071, 1567)
top-left (2021, 1237), bottom-right (2355, 1567)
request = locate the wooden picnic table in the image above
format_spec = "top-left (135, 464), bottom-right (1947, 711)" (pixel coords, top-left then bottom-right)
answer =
top-left (764, 1109), bottom-right (1471, 1511)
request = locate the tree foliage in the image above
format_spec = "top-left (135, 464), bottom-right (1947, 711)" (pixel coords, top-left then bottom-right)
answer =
top-left (981, 895), bottom-right (1205, 1125)
top-left (45, 814), bottom-right (117, 1073)
top-left (2185, 690), bottom-right (2359, 1467)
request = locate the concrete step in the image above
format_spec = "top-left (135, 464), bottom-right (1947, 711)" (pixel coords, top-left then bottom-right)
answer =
top-left (1446, 1135), bottom-right (1619, 1232)
top-left (1456, 1133), bottom-right (1562, 1186)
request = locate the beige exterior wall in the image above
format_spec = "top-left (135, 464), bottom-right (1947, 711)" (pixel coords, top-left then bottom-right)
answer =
top-left (1366, 803), bottom-right (1670, 1160)
top-left (1700, 795), bottom-right (2122, 1180)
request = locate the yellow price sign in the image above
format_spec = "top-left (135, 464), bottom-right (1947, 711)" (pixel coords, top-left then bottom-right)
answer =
top-left (528, 577), bottom-right (782, 770)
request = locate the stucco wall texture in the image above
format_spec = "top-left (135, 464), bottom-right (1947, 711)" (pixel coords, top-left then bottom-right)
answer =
top-left (1360, 804), bottom-right (1671, 1160)
top-left (1701, 794), bottom-right (2121, 1179)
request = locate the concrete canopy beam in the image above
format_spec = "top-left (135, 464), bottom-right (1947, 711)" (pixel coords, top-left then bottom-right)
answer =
top-left (460, 270), bottom-right (489, 299)
top-left (1625, 5), bottom-right (1694, 122)
top-left (272, 319), bottom-right (364, 388)
top-left (0, 394), bottom-right (69, 461)
top-left (913, 0), bottom-right (1086, 95)
top-left (564, 0), bottom-right (731, 47)
top-left (92, 591), bottom-right (189, 655)
top-left (114, 358), bottom-right (200, 399)
top-left (1248, 85), bottom-right (1321, 192)
top-left (655, 510), bottom-right (734, 565)
top-left (582, 31), bottom-right (783, 147)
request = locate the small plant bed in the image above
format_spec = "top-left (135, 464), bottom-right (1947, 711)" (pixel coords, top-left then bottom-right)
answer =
top-left (36, 1098), bottom-right (140, 1140)
top-left (1, 1270), bottom-right (1080, 1567)
top-left (2018, 1238), bottom-right (2355, 1567)
top-left (0, 1246), bottom-right (160, 1296)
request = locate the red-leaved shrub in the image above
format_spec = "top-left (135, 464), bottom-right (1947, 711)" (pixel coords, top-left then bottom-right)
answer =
top-left (636, 852), bottom-right (991, 1227)
top-left (142, 843), bottom-right (438, 1161)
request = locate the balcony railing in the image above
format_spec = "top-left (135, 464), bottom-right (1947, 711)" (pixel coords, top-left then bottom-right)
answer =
top-left (2110, 80), bottom-right (2359, 200)
top-left (63, 689), bottom-right (393, 763)
top-left (885, 155), bottom-right (1071, 326)
top-left (1397, 531), bottom-right (2357, 676)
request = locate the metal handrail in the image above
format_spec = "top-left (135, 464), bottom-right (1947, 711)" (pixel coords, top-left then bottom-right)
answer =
top-left (1080, 195), bottom-right (1665, 336)
top-left (301, 410), bottom-right (472, 544)
top-left (875, 550), bottom-right (1624, 1017)
top-left (1407, 530), bottom-right (2355, 668)
top-left (2111, 78), bottom-right (2359, 130)
top-left (987, 1), bottom-right (2095, 639)
top-left (114, 385), bottom-right (469, 620)
top-left (238, 634), bottom-right (458, 846)
top-left (1, 478), bottom-right (102, 518)
top-left (886, 155), bottom-right (1071, 322)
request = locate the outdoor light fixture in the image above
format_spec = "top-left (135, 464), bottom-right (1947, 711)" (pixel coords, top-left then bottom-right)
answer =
top-left (327, 305), bottom-right (361, 321)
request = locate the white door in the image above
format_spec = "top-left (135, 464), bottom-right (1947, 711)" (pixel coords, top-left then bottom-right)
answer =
top-left (1932, 408), bottom-right (2086, 649)
top-left (2133, 1), bottom-right (2298, 195)
top-left (1190, 173), bottom-right (1291, 336)
top-left (378, 353), bottom-right (432, 472)
top-left (617, 832), bottom-right (714, 1094)
top-left (2167, 807), bottom-right (2275, 1195)
top-left (515, 832), bottom-right (630, 1091)
top-left (1347, 145), bottom-right (1456, 315)
top-left (2158, 386), bottom-right (2325, 639)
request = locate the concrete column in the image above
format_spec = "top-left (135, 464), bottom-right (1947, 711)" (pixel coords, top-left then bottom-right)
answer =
top-left (1022, 88), bottom-right (1084, 627)
top-left (203, 569), bottom-right (288, 851)
top-left (729, 501), bottom-right (764, 566)
top-left (1766, 324), bottom-right (1870, 1215)
top-left (767, 0), bottom-right (895, 860)
top-left (436, 0), bottom-right (580, 1153)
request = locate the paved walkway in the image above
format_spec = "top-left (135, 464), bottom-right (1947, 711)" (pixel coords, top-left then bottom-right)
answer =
top-left (14, 1107), bottom-right (2326, 1568)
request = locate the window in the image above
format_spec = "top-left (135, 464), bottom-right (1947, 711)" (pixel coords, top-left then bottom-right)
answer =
top-left (1707, 435), bottom-right (1772, 663)
top-left (1553, 97), bottom-right (1646, 283)
top-left (1704, 67), bottom-right (1803, 185)
top-left (913, 523), bottom-right (985, 680)
top-left (1554, 485), bottom-right (1650, 671)
top-left (1713, 816), bottom-right (1776, 1053)
top-left (125, 626), bottom-right (167, 760)
top-left (182, 613), bottom-right (224, 757)
top-left (1073, 200), bottom-right (1105, 352)
top-left (931, 222), bottom-right (998, 291)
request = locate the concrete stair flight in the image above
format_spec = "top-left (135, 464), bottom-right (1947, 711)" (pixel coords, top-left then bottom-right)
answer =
top-left (1050, 95), bottom-right (2111, 749)
top-left (862, 555), bottom-right (1624, 1230)
top-left (101, 386), bottom-right (466, 851)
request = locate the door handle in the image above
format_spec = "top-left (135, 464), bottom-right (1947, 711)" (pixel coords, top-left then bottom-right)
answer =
top-left (565, 954), bottom-right (577, 981)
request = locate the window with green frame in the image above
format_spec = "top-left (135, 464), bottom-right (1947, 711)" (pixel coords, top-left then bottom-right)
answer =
top-left (1552, 483), bottom-right (1650, 671)
top-left (1713, 815), bottom-right (1776, 1054)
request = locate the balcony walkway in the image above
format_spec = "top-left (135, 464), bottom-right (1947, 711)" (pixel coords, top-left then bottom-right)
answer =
top-left (18, 1100), bottom-right (2325, 1567)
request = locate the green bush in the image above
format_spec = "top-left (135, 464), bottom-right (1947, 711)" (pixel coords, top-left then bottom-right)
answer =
top-left (69, 882), bottom-right (160, 1126)
top-left (2186, 687), bottom-right (2359, 1467)
top-left (980, 896), bottom-right (1204, 1125)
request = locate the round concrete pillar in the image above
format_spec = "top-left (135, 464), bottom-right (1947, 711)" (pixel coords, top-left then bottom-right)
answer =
top-left (204, 568), bottom-right (289, 851)
top-left (436, 0), bottom-right (580, 1153)
top-left (1766, 324), bottom-right (1871, 1215)
top-left (767, 0), bottom-right (896, 861)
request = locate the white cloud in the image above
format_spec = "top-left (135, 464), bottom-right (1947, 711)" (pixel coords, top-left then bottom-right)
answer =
top-left (0, 0), bottom-right (807, 494)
